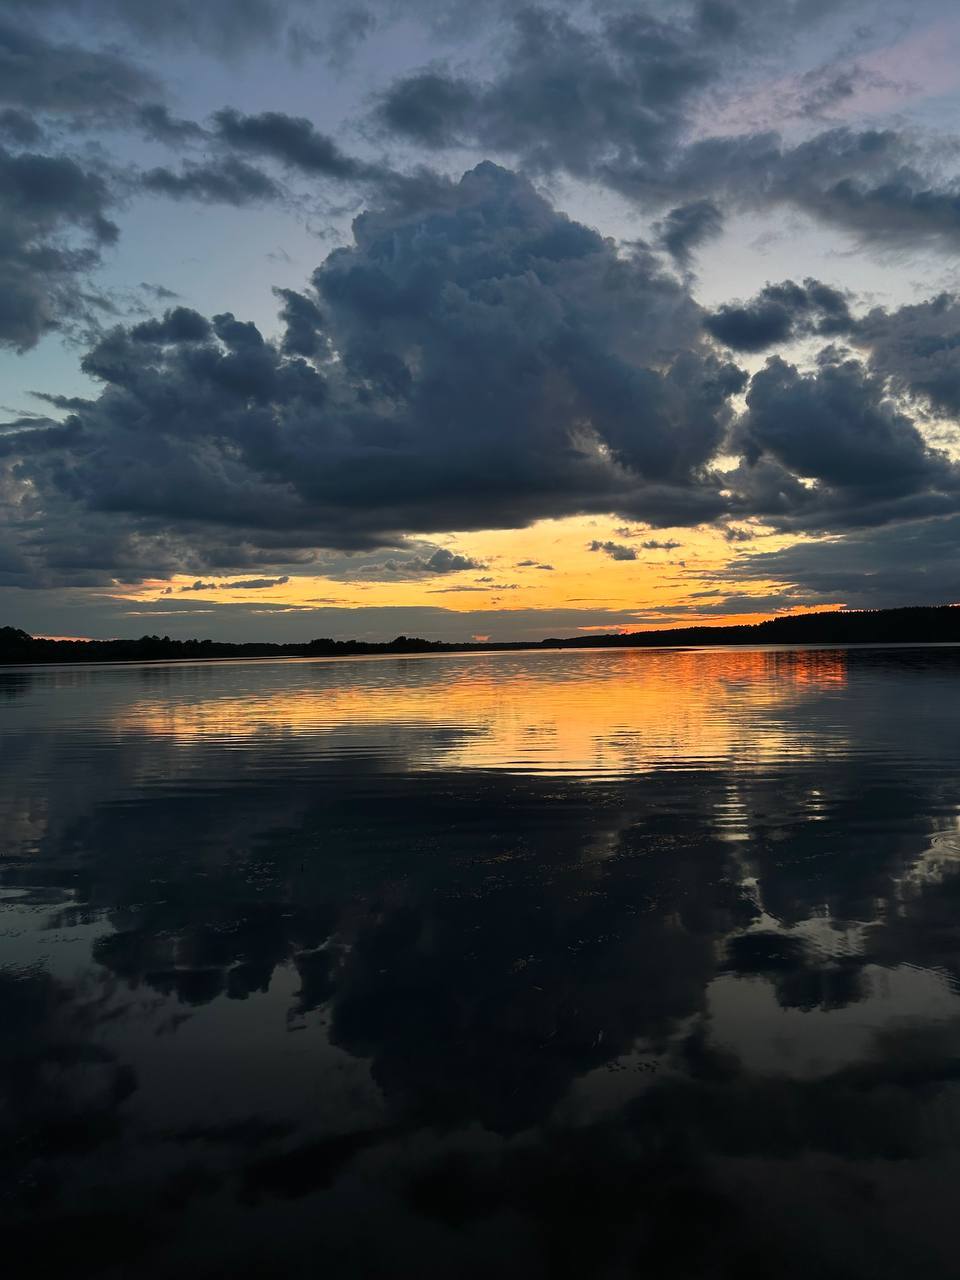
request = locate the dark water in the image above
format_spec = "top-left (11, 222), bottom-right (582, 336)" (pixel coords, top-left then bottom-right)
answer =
top-left (3, 646), bottom-right (960, 1278)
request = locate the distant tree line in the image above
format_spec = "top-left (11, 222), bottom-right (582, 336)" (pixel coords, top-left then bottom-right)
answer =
top-left (2, 605), bottom-right (959, 666)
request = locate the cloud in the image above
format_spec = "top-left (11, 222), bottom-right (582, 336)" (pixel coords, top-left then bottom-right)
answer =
top-left (0, 106), bottom-right (42, 145)
top-left (703, 278), bottom-right (853, 352)
top-left (367, 547), bottom-right (486, 578)
top-left (730, 352), bottom-right (960, 531)
top-left (221, 575), bottom-right (290, 589)
top-left (0, 17), bottom-right (159, 117)
top-left (418, 548), bottom-right (483, 573)
top-left (272, 287), bottom-right (326, 359)
top-left (141, 157), bottom-right (282, 205)
top-left (0, 0), bottom-right (307, 57)
top-left (135, 102), bottom-right (206, 144)
top-left (857, 293), bottom-right (960, 418)
top-left (376, 10), bottom-right (960, 254)
top-left (589, 540), bottom-right (638, 561)
top-left (375, 7), bottom-right (715, 179)
top-left (5, 154), bottom-right (957, 594)
top-left (721, 514), bottom-right (960, 609)
top-left (0, 144), bottom-right (118, 351)
top-left (128, 307), bottom-right (212, 344)
top-left (641, 538), bottom-right (681, 549)
top-left (655, 199), bottom-right (724, 267)
top-left (213, 108), bottom-right (370, 179)
top-left (2, 161), bottom-right (749, 588)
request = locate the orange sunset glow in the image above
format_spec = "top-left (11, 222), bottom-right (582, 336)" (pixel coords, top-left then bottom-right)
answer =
top-left (117, 646), bottom-right (850, 776)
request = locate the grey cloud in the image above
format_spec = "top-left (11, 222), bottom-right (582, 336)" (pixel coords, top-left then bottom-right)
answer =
top-left (377, 8), bottom-right (960, 254)
top-left (136, 102), bottom-right (206, 144)
top-left (129, 307), bottom-right (212, 344)
top-left (0, 145), bottom-right (118, 350)
top-left (213, 108), bottom-right (369, 178)
top-left (273, 287), bottom-right (326, 358)
top-left (180, 579), bottom-right (217, 591)
top-left (641, 538), bottom-right (681, 549)
top-left (420, 548), bottom-right (483, 573)
top-left (141, 157), bottom-right (282, 205)
top-left (722, 514), bottom-right (960, 609)
top-left (370, 547), bottom-right (486, 577)
top-left (375, 70), bottom-right (478, 148)
top-left (0, 107), bottom-right (42, 145)
top-left (0, 17), bottom-right (159, 117)
top-left (655, 199), bottom-right (723, 267)
top-left (857, 293), bottom-right (960, 418)
top-left (221, 575), bottom-right (290, 589)
top-left (731, 353), bottom-right (960, 532)
top-left (376, 7), bottom-right (715, 180)
top-left (589, 540), bottom-right (638, 561)
top-left (0, 0), bottom-right (310, 56)
top-left (8, 159), bottom-right (949, 592)
top-left (704, 278), bottom-right (853, 352)
top-left (140, 282), bottom-right (179, 301)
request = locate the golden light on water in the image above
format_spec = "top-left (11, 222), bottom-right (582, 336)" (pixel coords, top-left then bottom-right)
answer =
top-left (115, 647), bottom-right (850, 778)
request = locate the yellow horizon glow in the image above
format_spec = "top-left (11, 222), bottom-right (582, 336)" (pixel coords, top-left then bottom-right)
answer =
top-left (105, 515), bottom-right (843, 635)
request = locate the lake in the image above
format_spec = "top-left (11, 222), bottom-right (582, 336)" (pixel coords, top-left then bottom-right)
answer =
top-left (2, 645), bottom-right (960, 1278)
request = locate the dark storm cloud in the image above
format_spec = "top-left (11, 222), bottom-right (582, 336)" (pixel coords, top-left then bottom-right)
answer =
top-left (730, 353), bottom-right (960, 532)
top-left (1, 163), bottom-right (748, 587)
top-left (589, 541), bottom-right (638, 561)
top-left (703, 278), bottom-right (853, 352)
top-left (0, 145), bottom-right (118, 351)
top-left (6, 154), bottom-right (959, 593)
top-left (141, 157), bottom-right (282, 205)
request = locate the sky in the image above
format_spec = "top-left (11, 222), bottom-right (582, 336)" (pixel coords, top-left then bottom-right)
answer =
top-left (2, 0), bottom-right (960, 642)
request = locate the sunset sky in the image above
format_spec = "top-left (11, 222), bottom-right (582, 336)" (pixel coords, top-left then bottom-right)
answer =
top-left (3, 0), bottom-right (960, 641)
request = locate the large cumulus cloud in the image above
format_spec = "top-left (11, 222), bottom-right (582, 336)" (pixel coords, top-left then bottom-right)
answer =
top-left (1, 162), bottom-right (745, 587)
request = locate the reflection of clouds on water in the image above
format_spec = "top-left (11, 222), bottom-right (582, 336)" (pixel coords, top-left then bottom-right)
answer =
top-left (2, 648), bottom-right (960, 1274)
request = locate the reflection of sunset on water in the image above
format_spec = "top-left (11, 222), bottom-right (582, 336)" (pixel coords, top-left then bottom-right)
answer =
top-left (115, 647), bottom-right (851, 778)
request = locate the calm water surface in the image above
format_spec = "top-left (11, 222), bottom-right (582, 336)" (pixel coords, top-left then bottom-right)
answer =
top-left (2, 646), bottom-right (960, 1278)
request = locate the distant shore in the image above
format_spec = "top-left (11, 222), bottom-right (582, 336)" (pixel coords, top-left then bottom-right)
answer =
top-left (3, 605), bottom-right (960, 666)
